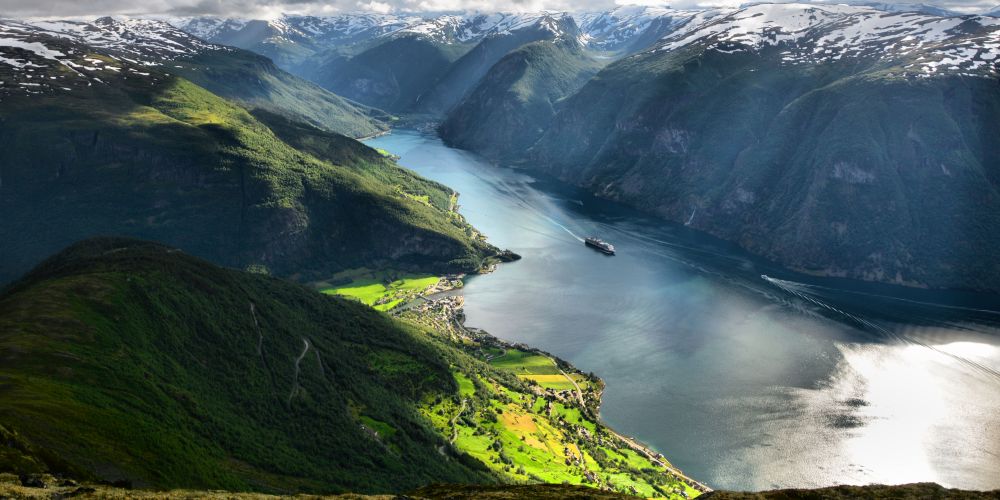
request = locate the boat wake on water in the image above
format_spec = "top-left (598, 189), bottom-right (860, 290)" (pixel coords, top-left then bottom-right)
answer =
top-left (505, 188), bottom-right (585, 243)
top-left (762, 275), bottom-right (1000, 382)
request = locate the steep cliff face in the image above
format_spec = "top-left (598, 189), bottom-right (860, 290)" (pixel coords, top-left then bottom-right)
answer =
top-left (296, 36), bottom-right (472, 113)
top-left (416, 15), bottom-right (583, 114)
top-left (520, 6), bottom-right (1000, 290)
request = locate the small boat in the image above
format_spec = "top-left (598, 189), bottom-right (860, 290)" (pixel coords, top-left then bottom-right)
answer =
top-left (585, 237), bottom-right (615, 255)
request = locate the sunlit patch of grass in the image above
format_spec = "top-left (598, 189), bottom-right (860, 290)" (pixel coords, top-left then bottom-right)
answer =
top-left (319, 273), bottom-right (440, 311)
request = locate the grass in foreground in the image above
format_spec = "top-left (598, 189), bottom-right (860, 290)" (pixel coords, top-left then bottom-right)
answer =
top-left (402, 301), bottom-right (702, 499)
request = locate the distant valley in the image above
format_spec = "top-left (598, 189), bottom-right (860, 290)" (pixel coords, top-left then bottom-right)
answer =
top-left (165, 3), bottom-right (1000, 291)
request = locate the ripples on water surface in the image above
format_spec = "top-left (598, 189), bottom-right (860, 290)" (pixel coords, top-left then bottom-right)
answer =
top-left (368, 130), bottom-right (1000, 491)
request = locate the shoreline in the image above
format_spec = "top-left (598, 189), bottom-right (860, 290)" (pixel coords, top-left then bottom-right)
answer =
top-left (406, 284), bottom-right (712, 494)
top-left (355, 128), bottom-right (392, 141)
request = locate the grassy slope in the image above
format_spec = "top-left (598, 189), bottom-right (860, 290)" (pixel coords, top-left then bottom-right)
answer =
top-left (399, 301), bottom-right (703, 499)
top-left (319, 271), bottom-right (441, 311)
top-left (489, 349), bottom-right (593, 392)
top-left (0, 71), bottom-right (495, 284)
top-left (0, 239), bottom-right (494, 493)
top-left (172, 49), bottom-right (392, 138)
top-left (0, 238), bottom-right (699, 499)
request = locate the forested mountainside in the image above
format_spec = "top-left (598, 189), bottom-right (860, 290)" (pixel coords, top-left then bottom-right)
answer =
top-left (0, 239), bottom-right (493, 492)
top-left (292, 14), bottom-right (584, 114)
top-left (0, 20), bottom-right (499, 284)
top-left (0, 238), bottom-right (700, 497)
top-left (445, 4), bottom-right (1000, 291)
top-left (439, 39), bottom-right (604, 156)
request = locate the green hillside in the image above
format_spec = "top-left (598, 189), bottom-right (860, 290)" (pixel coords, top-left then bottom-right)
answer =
top-left (0, 58), bottom-right (497, 284)
top-left (439, 39), bottom-right (604, 158)
top-left (0, 238), bottom-right (492, 492)
top-left (172, 48), bottom-right (392, 138)
top-left (0, 238), bottom-right (701, 498)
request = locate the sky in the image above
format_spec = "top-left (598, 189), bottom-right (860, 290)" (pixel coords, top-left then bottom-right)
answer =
top-left (0, 0), bottom-right (996, 19)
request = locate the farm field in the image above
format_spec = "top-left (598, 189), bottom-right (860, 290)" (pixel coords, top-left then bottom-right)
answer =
top-left (489, 349), bottom-right (594, 392)
top-left (316, 269), bottom-right (441, 311)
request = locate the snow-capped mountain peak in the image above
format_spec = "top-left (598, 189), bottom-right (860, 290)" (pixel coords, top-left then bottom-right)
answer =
top-left (0, 16), bottom-right (226, 98)
top-left (655, 3), bottom-right (1000, 78)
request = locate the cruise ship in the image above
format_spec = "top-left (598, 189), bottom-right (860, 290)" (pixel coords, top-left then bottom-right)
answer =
top-left (585, 237), bottom-right (615, 255)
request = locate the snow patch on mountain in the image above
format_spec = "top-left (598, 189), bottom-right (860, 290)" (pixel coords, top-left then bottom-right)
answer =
top-left (656, 3), bottom-right (1000, 78)
top-left (394, 12), bottom-right (575, 44)
top-left (575, 5), bottom-right (708, 50)
top-left (0, 17), bottom-right (222, 98)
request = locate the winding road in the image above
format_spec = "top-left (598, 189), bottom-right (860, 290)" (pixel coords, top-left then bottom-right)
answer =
top-left (287, 338), bottom-right (311, 404)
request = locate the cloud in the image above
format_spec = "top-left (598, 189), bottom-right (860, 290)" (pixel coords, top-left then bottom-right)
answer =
top-left (356, 0), bottom-right (394, 12)
top-left (1, 0), bottom-right (993, 18)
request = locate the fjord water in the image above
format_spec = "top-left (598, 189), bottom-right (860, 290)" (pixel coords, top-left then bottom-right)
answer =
top-left (368, 130), bottom-right (1000, 491)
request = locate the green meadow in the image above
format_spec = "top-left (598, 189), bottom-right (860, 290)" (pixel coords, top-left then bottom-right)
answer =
top-left (317, 270), bottom-right (441, 311)
top-left (489, 349), bottom-right (593, 392)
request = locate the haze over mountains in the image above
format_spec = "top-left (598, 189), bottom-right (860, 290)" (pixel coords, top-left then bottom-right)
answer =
top-left (4, 0), bottom-right (998, 289)
top-left (160, 2), bottom-right (1000, 290)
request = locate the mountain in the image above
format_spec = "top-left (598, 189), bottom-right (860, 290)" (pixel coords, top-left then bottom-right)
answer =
top-left (172, 14), bottom-right (421, 70)
top-left (293, 33), bottom-right (471, 113)
top-left (0, 20), bottom-right (498, 284)
top-left (0, 238), bottom-right (701, 497)
top-left (507, 3), bottom-right (1000, 291)
top-left (987, 5), bottom-right (1000, 16)
top-left (0, 238), bottom-right (494, 491)
top-left (414, 13), bottom-right (583, 114)
top-left (439, 39), bottom-right (604, 156)
top-left (824, 0), bottom-right (963, 16)
top-left (14, 17), bottom-right (390, 138)
top-left (295, 13), bottom-right (589, 114)
top-left (575, 6), bottom-right (709, 53)
top-left (170, 11), bottom-right (699, 115)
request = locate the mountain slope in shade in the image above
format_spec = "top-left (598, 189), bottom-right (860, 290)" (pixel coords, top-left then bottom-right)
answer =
top-left (171, 10), bottom-right (699, 115)
top-left (294, 34), bottom-right (471, 113)
top-left (520, 4), bottom-right (1000, 290)
top-left (416, 14), bottom-right (582, 114)
top-left (439, 39), bottom-right (604, 156)
top-left (0, 24), bottom-right (498, 284)
top-left (4, 17), bottom-right (389, 138)
top-left (295, 13), bottom-right (587, 114)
